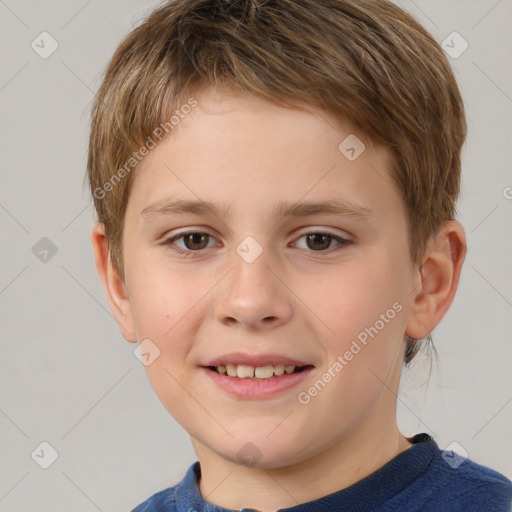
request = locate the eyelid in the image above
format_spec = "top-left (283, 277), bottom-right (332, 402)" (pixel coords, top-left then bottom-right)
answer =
top-left (164, 229), bottom-right (220, 250)
top-left (163, 227), bottom-right (351, 244)
top-left (162, 227), bottom-right (218, 242)
top-left (163, 227), bottom-right (353, 257)
top-left (291, 229), bottom-right (352, 253)
top-left (293, 226), bottom-right (353, 241)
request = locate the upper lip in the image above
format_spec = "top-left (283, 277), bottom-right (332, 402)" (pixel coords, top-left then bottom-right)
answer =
top-left (202, 352), bottom-right (313, 368)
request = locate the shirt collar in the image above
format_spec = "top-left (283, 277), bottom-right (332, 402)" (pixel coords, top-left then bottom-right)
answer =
top-left (175, 434), bottom-right (437, 512)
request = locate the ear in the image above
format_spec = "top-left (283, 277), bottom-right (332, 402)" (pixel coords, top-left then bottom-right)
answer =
top-left (405, 220), bottom-right (467, 339)
top-left (91, 222), bottom-right (137, 343)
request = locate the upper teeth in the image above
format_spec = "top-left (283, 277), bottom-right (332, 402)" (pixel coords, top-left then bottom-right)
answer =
top-left (216, 364), bottom-right (297, 379)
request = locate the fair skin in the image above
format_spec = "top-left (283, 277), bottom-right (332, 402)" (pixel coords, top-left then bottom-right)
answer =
top-left (92, 87), bottom-right (466, 511)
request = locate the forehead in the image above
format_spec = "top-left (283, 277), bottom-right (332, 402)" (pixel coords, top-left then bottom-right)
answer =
top-left (127, 88), bottom-right (403, 223)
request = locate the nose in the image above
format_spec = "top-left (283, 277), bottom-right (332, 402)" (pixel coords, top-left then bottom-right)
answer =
top-left (214, 246), bottom-right (293, 331)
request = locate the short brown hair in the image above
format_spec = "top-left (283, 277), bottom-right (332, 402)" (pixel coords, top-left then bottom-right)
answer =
top-left (87, 0), bottom-right (466, 364)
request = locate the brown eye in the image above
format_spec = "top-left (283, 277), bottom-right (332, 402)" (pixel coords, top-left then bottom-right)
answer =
top-left (165, 232), bottom-right (216, 255)
top-left (305, 233), bottom-right (333, 251)
top-left (294, 231), bottom-right (351, 253)
top-left (181, 233), bottom-right (210, 250)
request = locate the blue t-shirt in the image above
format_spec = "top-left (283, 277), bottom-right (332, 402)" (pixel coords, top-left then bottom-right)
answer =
top-left (131, 433), bottom-right (512, 511)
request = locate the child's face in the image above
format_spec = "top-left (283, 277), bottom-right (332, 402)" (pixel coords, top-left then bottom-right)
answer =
top-left (118, 87), bottom-right (419, 468)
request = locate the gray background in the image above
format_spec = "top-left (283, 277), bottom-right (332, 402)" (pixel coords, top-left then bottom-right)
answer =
top-left (1, 0), bottom-right (511, 510)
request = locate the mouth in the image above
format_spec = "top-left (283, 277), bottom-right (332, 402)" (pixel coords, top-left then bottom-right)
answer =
top-left (200, 356), bottom-right (315, 399)
top-left (206, 363), bottom-right (313, 380)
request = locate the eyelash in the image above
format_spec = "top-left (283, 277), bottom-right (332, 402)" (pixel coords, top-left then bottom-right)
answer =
top-left (163, 230), bottom-right (352, 257)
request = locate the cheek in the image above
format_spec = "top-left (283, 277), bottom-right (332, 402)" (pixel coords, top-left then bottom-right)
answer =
top-left (310, 258), bottom-right (407, 343)
top-left (130, 273), bottom-right (200, 423)
top-left (126, 256), bottom-right (197, 340)
top-left (301, 253), bottom-right (409, 402)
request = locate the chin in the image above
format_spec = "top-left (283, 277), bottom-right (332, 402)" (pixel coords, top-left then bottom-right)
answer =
top-left (213, 434), bottom-right (311, 470)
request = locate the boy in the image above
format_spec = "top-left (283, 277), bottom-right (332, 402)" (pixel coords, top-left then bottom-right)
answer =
top-left (87, 0), bottom-right (512, 510)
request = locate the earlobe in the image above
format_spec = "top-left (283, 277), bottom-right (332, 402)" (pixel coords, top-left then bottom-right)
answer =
top-left (405, 221), bottom-right (467, 340)
top-left (90, 222), bottom-right (137, 343)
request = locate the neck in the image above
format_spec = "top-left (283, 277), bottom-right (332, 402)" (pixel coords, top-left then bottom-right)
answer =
top-left (193, 421), bottom-right (412, 511)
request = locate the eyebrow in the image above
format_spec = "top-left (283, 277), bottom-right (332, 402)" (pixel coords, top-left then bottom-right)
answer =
top-left (140, 197), bottom-right (374, 222)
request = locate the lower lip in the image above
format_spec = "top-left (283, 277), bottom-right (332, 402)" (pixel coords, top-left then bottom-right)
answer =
top-left (201, 367), bottom-right (314, 400)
